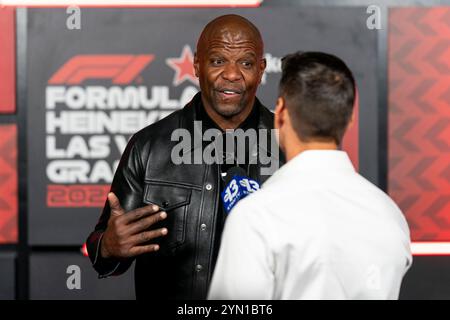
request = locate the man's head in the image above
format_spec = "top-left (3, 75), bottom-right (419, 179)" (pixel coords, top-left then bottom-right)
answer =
top-left (274, 51), bottom-right (355, 158)
top-left (194, 14), bottom-right (266, 128)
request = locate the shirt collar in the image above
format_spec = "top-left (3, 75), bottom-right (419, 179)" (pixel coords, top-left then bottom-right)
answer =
top-left (264, 150), bottom-right (355, 187)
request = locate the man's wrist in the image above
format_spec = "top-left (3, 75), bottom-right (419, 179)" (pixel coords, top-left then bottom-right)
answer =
top-left (100, 235), bottom-right (111, 259)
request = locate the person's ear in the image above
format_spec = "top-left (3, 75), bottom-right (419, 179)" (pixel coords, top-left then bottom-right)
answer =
top-left (258, 58), bottom-right (267, 84)
top-left (194, 52), bottom-right (200, 78)
top-left (347, 111), bottom-right (355, 129)
top-left (274, 97), bottom-right (285, 130)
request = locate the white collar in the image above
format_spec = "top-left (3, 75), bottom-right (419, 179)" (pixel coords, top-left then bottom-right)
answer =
top-left (264, 150), bottom-right (355, 187)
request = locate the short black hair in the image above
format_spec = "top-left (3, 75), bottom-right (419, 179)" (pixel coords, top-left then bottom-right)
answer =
top-left (279, 51), bottom-right (355, 145)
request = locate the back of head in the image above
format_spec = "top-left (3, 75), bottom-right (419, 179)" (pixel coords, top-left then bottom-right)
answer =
top-left (279, 52), bottom-right (355, 145)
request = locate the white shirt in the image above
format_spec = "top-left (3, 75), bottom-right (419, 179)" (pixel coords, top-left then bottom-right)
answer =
top-left (208, 150), bottom-right (412, 300)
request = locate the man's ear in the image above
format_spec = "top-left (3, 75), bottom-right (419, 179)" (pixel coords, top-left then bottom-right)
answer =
top-left (194, 52), bottom-right (199, 78)
top-left (258, 58), bottom-right (267, 84)
top-left (347, 110), bottom-right (355, 129)
top-left (274, 97), bottom-right (285, 130)
top-left (260, 57), bottom-right (267, 74)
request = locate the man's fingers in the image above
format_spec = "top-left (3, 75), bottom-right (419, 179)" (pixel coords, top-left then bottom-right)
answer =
top-left (127, 211), bottom-right (167, 235)
top-left (108, 192), bottom-right (125, 216)
top-left (123, 204), bottom-right (163, 224)
top-left (129, 244), bottom-right (160, 256)
top-left (130, 228), bottom-right (168, 245)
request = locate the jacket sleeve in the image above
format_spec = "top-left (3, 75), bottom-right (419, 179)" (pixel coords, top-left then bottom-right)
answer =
top-left (86, 133), bottom-right (146, 278)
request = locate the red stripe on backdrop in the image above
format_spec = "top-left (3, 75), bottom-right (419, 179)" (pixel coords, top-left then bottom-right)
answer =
top-left (0, 7), bottom-right (16, 114)
top-left (0, 125), bottom-right (18, 244)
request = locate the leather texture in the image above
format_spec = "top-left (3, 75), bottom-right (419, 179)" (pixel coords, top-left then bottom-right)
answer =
top-left (86, 92), bottom-right (284, 299)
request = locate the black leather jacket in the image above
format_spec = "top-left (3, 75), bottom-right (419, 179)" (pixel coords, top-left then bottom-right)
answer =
top-left (86, 92), bottom-right (284, 299)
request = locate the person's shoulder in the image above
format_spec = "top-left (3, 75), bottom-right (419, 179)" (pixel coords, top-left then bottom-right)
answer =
top-left (353, 172), bottom-right (396, 204)
top-left (225, 195), bottom-right (268, 234)
top-left (352, 172), bottom-right (409, 224)
top-left (132, 108), bottom-right (183, 143)
top-left (132, 93), bottom-right (199, 148)
top-left (116, 107), bottom-right (185, 164)
top-left (229, 187), bottom-right (280, 224)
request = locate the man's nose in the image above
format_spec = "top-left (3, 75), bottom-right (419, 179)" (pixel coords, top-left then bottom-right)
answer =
top-left (221, 63), bottom-right (242, 82)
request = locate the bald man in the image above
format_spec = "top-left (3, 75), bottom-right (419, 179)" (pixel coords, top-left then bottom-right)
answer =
top-left (86, 14), bottom-right (284, 300)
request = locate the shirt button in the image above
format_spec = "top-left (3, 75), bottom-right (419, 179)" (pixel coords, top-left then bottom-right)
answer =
top-left (195, 264), bottom-right (203, 272)
top-left (205, 183), bottom-right (213, 191)
top-left (200, 223), bottom-right (207, 231)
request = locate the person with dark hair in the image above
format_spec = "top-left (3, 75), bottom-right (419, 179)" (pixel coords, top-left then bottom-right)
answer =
top-left (208, 51), bottom-right (412, 300)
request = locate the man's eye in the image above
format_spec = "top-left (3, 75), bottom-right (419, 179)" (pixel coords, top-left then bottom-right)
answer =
top-left (211, 59), bottom-right (224, 66)
top-left (241, 61), bottom-right (253, 68)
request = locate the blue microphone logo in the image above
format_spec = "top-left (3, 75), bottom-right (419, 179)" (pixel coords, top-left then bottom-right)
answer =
top-left (222, 175), bottom-right (260, 214)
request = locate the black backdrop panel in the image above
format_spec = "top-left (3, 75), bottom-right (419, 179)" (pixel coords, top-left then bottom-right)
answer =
top-left (400, 256), bottom-right (450, 300)
top-left (29, 253), bottom-right (134, 299)
top-left (26, 8), bottom-right (377, 245)
top-left (0, 252), bottom-right (15, 300)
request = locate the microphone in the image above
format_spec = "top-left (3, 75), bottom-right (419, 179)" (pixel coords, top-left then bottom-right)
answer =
top-left (221, 167), bottom-right (260, 215)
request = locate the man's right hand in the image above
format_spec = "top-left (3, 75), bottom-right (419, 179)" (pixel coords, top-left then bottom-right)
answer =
top-left (100, 192), bottom-right (168, 259)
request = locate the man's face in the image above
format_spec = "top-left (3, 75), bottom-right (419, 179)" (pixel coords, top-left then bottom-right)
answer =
top-left (194, 27), bottom-right (266, 118)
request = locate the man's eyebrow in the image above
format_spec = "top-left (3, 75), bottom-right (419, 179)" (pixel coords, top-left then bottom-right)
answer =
top-left (206, 50), bottom-right (258, 58)
top-left (240, 52), bottom-right (257, 59)
top-left (207, 50), bottom-right (225, 56)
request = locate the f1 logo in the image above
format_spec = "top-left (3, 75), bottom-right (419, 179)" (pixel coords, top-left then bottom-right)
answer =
top-left (48, 55), bottom-right (154, 85)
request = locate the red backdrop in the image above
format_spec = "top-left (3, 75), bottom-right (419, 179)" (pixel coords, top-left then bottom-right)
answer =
top-left (0, 124), bottom-right (17, 243)
top-left (0, 7), bottom-right (16, 114)
top-left (0, 8), bottom-right (17, 244)
top-left (389, 7), bottom-right (450, 246)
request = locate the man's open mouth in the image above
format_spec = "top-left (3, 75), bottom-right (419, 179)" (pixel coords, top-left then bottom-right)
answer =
top-left (216, 89), bottom-right (243, 97)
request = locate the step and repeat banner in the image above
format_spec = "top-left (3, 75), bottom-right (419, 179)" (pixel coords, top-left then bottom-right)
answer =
top-left (26, 8), bottom-right (374, 246)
